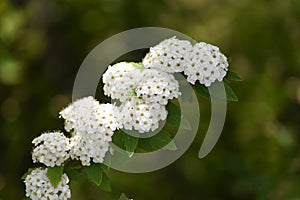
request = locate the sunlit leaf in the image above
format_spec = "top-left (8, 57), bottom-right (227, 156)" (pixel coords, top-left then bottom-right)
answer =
top-left (46, 166), bottom-right (64, 188)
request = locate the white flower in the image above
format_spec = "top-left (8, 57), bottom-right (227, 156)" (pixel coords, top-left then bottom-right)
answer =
top-left (59, 96), bottom-right (118, 134)
top-left (69, 130), bottom-right (113, 166)
top-left (116, 98), bottom-right (167, 133)
top-left (135, 69), bottom-right (181, 105)
top-left (142, 36), bottom-right (192, 73)
top-left (59, 96), bottom-right (117, 166)
top-left (184, 42), bottom-right (228, 86)
top-left (32, 131), bottom-right (70, 167)
top-left (102, 62), bottom-right (143, 102)
top-left (24, 168), bottom-right (71, 200)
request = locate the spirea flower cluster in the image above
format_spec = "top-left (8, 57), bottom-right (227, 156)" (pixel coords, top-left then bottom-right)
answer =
top-left (116, 98), bottom-right (168, 133)
top-left (143, 37), bottom-right (192, 73)
top-left (32, 131), bottom-right (70, 167)
top-left (143, 37), bottom-right (229, 86)
top-left (59, 96), bottom-right (118, 134)
top-left (24, 168), bottom-right (71, 200)
top-left (60, 97), bottom-right (117, 166)
top-left (103, 62), bottom-right (143, 102)
top-left (102, 62), bottom-right (181, 133)
top-left (25, 96), bottom-right (119, 199)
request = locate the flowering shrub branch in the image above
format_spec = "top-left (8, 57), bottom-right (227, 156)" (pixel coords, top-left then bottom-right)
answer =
top-left (22, 37), bottom-right (241, 200)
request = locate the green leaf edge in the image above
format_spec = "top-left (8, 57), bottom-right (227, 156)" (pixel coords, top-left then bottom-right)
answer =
top-left (46, 166), bottom-right (64, 188)
top-left (84, 163), bottom-right (103, 187)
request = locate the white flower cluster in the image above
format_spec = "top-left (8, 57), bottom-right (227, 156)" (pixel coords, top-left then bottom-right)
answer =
top-left (136, 69), bottom-right (180, 105)
top-left (143, 37), bottom-right (229, 87)
top-left (24, 168), bottom-right (71, 200)
top-left (59, 96), bottom-right (118, 134)
top-left (59, 97), bottom-right (118, 166)
top-left (143, 36), bottom-right (192, 73)
top-left (103, 62), bottom-right (142, 102)
top-left (26, 97), bottom-right (119, 199)
top-left (102, 62), bottom-right (181, 133)
top-left (116, 98), bottom-right (168, 133)
top-left (32, 131), bottom-right (70, 167)
top-left (185, 42), bottom-right (229, 86)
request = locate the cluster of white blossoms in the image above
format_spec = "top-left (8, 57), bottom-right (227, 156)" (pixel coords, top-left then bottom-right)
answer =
top-left (102, 61), bottom-right (181, 133)
top-left (185, 42), bottom-right (229, 86)
top-left (69, 131), bottom-right (112, 166)
top-left (24, 168), bottom-right (71, 200)
top-left (59, 96), bottom-right (118, 166)
top-left (26, 96), bottom-right (119, 199)
top-left (136, 69), bottom-right (180, 105)
top-left (59, 96), bottom-right (118, 134)
top-left (116, 98), bottom-right (168, 133)
top-left (32, 131), bottom-right (70, 167)
top-left (143, 37), bottom-right (229, 87)
top-left (143, 36), bottom-right (192, 73)
top-left (103, 62), bottom-right (143, 102)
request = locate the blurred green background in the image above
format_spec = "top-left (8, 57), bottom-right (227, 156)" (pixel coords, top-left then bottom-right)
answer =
top-left (1, 0), bottom-right (300, 199)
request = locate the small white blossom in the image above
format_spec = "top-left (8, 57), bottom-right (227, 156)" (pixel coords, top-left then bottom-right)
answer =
top-left (32, 131), bottom-right (70, 167)
top-left (24, 168), bottom-right (71, 200)
top-left (116, 98), bottom-right (167, 133)
top-left (135, 69), bottom-right (181, 105)
top-left (185, 42), bottom-right (228, 86)
top-left (102, 62), bottom-right (143, 102)
top-left (59, 96), bottom-right (118, 134)
top-left (59, 96), bottom-right (117, 166)
top-left (142, 36), bottom-right (192, 73)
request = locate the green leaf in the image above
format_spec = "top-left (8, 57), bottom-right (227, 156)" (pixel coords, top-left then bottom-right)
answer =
top-left (112, 130), bottom-right (125, 149)
top-left (46, 166), bottom-right (64, 188)
top-left (194, 83), bottom-right (210, 100)
top-left (130, 62), bottom-right (144, 70)
top-left (21, 168), bottom-right (34, 180)
top-left (99, 172), bottom-right (111, 192)
top-left (194, 81), bottom-right (238, 102)
top-left (84, 163), bottom-right (103, 187)
top-left (162, 140), bottom-right (177, 150)
top-left (100, 164), bottom-right (110, 173)
top-left (64, 168), bottom-right (83, 182)
top-left (226, 71), bottom-right (243, 81)
top-left (119, 193), bottom-right (130, 200)
top-left (126, 90), bottom-right (138, 97)
top-left (139, 130), bottom-right (177, 151)
top-left (181, 115), bottom-right (192, 130)
top-left (224, 82), bottom-right (238, 102)
top-left (122, 134), bottom-right (139, 157)
top-left (137, 139), bottom-right (154, 152)
top-left (227, 57), bottom-right (232, 64)
top-left (166, 100), bottom-right (181, 126)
